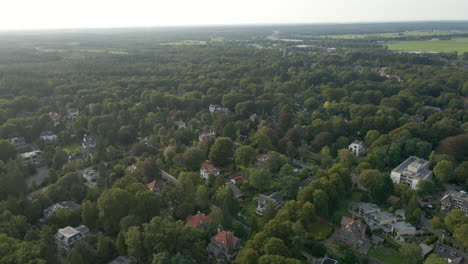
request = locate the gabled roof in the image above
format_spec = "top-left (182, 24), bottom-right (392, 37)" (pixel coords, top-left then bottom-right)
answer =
top-left (186, 213), bottom-right (211, 228)
top-left (229, 172), bottom-right (247, 183)
top-left (147, 180), bottom-right (164, 192)
top-left (340, 216), bottom-right (366, 234)
top-left (211, 230), bottom-right (239, 250)
top-left (201, 160), bottom-right (220, 174)
top-left (226, 182), bottom-right (243, 198)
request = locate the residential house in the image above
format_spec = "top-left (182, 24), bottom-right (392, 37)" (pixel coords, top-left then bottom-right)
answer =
top-left (108, 256), bottom-right (135, 264)
top-left (388, 222), bottom-right (416, 242)
top-left (174, 120), bottom-right (187, 129)
top-left (348, 140), bottom-right (367, 157)
top-left (434, 244), bottom-right (467, 264)
top-left (299, 176), bottom-right (315, 190)
top-left (55, 225), bottom-right (90, 252)
top-left (67, 108), bottom-right (79, 118)
top-left (186, 212), bottom-right (211, 229)
top-left (199, 130), bottom-right (216, 142)
top-left (20, 150), bottom-right (43, 167)
top-left (364, 212), bottom-right (397, 230)
top-left (163, 145), bottom-right (176, 155)
top-left (228, 172), bottom-right (247, 184)
top-left (440, 191), bottom-right (468, 214)
top-left (68, 153), bottom-right (85, 163)
top-left (8, 137), bottom-right (27, 152)
top-left (411, 115), bottom-right (425, 123)
top-left (200, 160), bottom-right (220, 179)
top-left (390, 156), bottom-right (433, 190)
top-left (249, 114), bottom-right (258, 121)
top-left (256, 192), bottom-right (283, 215)
top-left (349, 202), bottom-right (381, 217)
top-left (209, 104), bottom-right (229, 114)
top-left (371, 235), bottom-right (384, 247)
top-left (256, 153), bottom-right (269, 163)
top-left (49, 112), bottom-right (60, 126)
top-left (423, 106), bottom-right (442, 113)
top-left (419, 243), bottom-right (433, 258)
top-left (39, 201), bottom-right (81, 224)
top-left (40, 131), bottom-right (58, 141)
top-left (82, 134), bottom-right (97, 153)
top-left (226, 182), bottom-right (243, 199)
top-left (207, 230), bottom-right (240, 262)
top-left (335, 217), bottom-right (370, 254)
top-left (314, 256), bottom-right (339, 264)
top-left (146, 179), bottom-right (165, 193)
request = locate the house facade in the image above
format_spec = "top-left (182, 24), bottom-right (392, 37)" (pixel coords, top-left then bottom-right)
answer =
top-left (348, 140), bottom-right (367, 157)
top-left (20, 150), bottom-right (43, 167)
top-left (440, 191), bottom-right (468, 214)
top-left (55, 225), bottom-right (90, 252)
top-left (200, 160), bottom-right (220, 179)
top-left (256, 192), bottom-right (283, 215)
top-left (40, 131), bottom-right (58, 141)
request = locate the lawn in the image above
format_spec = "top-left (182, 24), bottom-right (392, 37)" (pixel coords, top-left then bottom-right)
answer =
top-left (368, 246), bottom-right (402, 264)
top-left (312, 31), bottom-right (455, 39)
top-left (159, 40), bottom-right (208, 45)
top-left (241, 199), bottom-right (258, 219)
top-left (387, 37), bottom-right (468, 54)
top-left (308, 221), bottom-right (333, 240)
top-left (63, 143), bottom-right (81, 155)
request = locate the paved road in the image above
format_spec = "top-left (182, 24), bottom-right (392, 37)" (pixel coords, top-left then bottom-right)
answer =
top-left (160, 169), bottom-right (179, 185)
top-left (420, 214), bottom-right (465, 251)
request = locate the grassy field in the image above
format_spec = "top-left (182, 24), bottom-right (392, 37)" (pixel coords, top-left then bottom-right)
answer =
top-left (312, 31), bottom-right (456, 39)
top-left (63, 143), bottom-right (81, 155)
top-left (387, 37), bottom-right (468, 53)
top-left (368, 247), bottom-right (402, 264)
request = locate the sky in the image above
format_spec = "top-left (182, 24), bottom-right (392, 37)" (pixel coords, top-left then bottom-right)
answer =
top-left (1, 0), bottom-right (468, 30)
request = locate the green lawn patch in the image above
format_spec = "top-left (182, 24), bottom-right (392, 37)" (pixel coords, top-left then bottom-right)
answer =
top-left (368, 246), bottom-right (402, 264)
top-left (63, 143), bottom-right (81, 155)
top-left (387, 37), bottom-right (468, 54)
top-left (308, 221), bottom-right (333, 240)
top-left (241, 199), bottom-right (257, 219)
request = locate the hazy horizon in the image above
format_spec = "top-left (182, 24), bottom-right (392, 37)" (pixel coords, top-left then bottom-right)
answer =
top-left (2, 0), bottom-right (468, 30)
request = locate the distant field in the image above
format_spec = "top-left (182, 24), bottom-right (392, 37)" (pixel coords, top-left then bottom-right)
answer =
top-left (311, 31), bottom-right (456, 39)
top-left (159, 37), bottom-right (224, 46)
top-left (387, 37), bottom-right (468, 53)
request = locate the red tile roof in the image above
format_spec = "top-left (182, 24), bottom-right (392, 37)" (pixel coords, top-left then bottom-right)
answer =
top-left (211, 230), bottom-right (239, 250)
top-left (147, 180), bottom-right (164, 192)
top-left (229, 173), bottom-right (246, 183)
top-left (187, 213), bottom-right (211, 228)
top-left (201, 160), bottom-right (220, 174)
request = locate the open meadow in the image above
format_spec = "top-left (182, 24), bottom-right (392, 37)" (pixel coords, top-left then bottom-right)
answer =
top-left (386, 37), bottom-right (468, 53)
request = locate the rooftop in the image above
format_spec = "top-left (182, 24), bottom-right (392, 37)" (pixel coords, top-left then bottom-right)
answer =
top-left (211, 230), bottom-right (239, 250)
top-left (187, 213), bottom-right (211, 228)
top-left (390, 221), bottom-right (415, 231)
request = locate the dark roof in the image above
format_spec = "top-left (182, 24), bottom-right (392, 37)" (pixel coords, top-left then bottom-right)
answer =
top-left (226, 182), bottom-right (243, 198)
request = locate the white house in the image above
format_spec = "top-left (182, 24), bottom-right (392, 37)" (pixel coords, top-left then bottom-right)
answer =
top-left (200, 160), bottom-right (220, 179)
top-left (40, 131), bottom-right (58, 141)
top-left (348, 140), bottom-right (366, 157)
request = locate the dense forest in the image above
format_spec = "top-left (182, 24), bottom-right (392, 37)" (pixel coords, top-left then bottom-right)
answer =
top-left (0, 23), bottom-right (467, 264)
